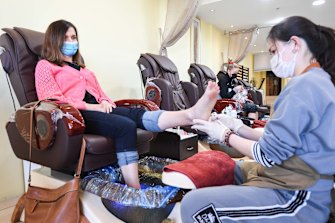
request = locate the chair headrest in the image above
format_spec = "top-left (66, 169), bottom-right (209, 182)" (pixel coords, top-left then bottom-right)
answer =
top-left (191, 63), bottom-right (216, 80)
top-left (238, 79), bottom-right (251, 88)
top-left (198, 64), bottom-right (216, 80)
top-left (0, 27), bottom-right (44, 105)
top-left (13, 27), bottom-right (44, 56)
top-left (147, 53), bottom-right (178, 73)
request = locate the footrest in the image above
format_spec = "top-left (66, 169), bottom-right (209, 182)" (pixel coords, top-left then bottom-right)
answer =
top-left (162, 171), bottom-right (196, 189)
top-left (162, 150), bottom-right (235, 189)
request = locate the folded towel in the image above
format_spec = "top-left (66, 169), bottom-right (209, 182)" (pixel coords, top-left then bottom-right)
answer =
top-left (163, 150), bottom-right (235, 189)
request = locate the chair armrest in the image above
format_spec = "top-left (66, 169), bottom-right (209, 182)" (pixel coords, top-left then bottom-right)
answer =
top-left (257, 105), bottom-right (270, 114)
top-left (6, 119), bottom-right (84, 172)
top-left (180, 81), bottom-right (199, 107)
top-left (115, 99), bottom-right (159, 111)
top-left (252, 120), bottom-right (266, 128)
top-left (7, 101), bottom-right (86, 171)
top-left (214, 99), bottom-right (237, 113)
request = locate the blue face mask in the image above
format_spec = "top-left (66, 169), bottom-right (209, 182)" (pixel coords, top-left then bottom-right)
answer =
top-left (61, 42), bottom-right (78, 57)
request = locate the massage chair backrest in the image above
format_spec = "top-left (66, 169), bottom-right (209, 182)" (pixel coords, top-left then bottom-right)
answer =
top-left (254, 89), bottom-right (271, 113)
top-left (256, 90), bottom-right (265, 107)
top-left (0, 27), bottom-right (86, 171)
top-left (137, 53), bottom-right (197, 111)
top-left (188, 63), bottom-right (216, 97)
top-left (248, 89), bottom-right (259, 105)
top-left (238, 79), bottom-right (252, 89)
top-left (0, 27), bottom-right (42, 106)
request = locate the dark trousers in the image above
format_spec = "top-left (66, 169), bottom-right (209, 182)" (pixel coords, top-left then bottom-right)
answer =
top-left (80, 107), bottom-right (146, 153)
top-left (243, 101), bottom-right (258, 113)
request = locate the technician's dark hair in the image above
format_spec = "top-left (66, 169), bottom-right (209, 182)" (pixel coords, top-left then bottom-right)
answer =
top-left (267, 16), bottom-right (335, 86)
top-left (41, 19), bottom-right (85, 67)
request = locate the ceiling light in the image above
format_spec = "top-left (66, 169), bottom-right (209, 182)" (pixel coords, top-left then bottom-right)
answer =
top-left (312, 0), bottom-right (325, 5)
top-left (210, 9), bottom-right (215, 12)
top-left (230, 25), bottom-right (234, 28)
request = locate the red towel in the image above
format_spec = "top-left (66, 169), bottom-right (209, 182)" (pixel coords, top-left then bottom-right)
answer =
top-left (252, 120), bottom-right (266, 128)
top-left (163, 150), bottom-right (235, 188)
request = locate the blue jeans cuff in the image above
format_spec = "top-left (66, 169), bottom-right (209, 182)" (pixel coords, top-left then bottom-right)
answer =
top-left (142, 110), bottom-right (164, 132)
top-left (117, 151), bottom-right (139, 166)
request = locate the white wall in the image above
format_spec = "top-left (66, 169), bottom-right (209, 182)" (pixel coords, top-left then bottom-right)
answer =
top-left (166, 29), bottom-right (192, 81)
top-left (0, 0), bottom-right (169, 200)
top-left (200, 19), bottom-right (228, 74)
top-left (254, 52), bottom-right (271, 72)
top-left (0, 62), bottom-right (23, 201)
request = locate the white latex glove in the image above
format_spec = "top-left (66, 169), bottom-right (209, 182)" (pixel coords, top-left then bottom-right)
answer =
top-left (211, 113), bottom-right (244, 133)
top-left (192, 119), bottom-right (230, 143)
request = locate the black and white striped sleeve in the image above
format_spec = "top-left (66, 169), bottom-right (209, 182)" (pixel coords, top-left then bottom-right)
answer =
top-left (252, 142), bottom-right (275, 167)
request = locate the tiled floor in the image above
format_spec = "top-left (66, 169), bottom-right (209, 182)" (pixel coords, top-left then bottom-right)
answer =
top-left (0, 196), bottom-right (20, 223)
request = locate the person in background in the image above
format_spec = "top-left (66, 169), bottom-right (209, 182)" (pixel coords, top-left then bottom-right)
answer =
top-left (35, 20), bottom-right (219, 189)
top-left (217, 61), bottom-right (242, 99)
top-left (217, 61), bottom-right (258, 120)
top-left (181, 16), bottom-right (335, 223)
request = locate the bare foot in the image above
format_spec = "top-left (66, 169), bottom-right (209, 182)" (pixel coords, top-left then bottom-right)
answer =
top-left (121, 163), bottom-right (141, 189)
top-left (189, 81), bottom-right (219, 121)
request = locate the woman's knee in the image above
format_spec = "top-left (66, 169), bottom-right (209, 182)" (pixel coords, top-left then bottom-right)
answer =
top-left (120, 119), bottom-right (137, 135)
top-left (113, 118), bottom-right (138, 152)
top-left (243, 103), bottom-right (258, 113)
top-left (180, 192), bottom-right (196, 222)
top-left (181, 190), bottom-right (215, 223)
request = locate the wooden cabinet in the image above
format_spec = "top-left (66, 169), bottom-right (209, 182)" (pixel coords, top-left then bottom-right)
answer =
top-left (148, 129), bottom-right (198, 161)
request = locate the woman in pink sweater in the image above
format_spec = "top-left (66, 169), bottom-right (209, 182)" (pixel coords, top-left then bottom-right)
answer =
top-left (35, 20), bottom-right (219, 188)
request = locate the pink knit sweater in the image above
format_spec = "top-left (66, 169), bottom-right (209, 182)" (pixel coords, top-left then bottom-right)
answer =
top-left (35, 59), bottom-right (113, 110)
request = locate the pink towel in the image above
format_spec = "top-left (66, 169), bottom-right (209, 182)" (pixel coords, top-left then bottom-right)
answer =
top-left (163, 150), bottom-right (235, 188)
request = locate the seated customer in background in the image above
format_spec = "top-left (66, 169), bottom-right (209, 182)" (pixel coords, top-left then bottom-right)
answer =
top-left (217, 61), bottom-right (258, 120)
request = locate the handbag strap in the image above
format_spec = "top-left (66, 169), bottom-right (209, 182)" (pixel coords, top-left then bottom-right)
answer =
top-left (28, 100), bottom-right (43, 185)
top-left (28, 100), bottom-right (86, 184)
top-left (75, 138), bottom-right (86, 178)
top-left (11, 194), bottom-right (25, 222)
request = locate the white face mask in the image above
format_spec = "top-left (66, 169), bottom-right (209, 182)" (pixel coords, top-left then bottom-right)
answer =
top-left (270, 42), bottom-right (297, 78)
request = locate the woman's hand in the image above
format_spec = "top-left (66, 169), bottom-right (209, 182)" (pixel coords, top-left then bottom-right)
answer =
top-left (85, 100), bottom-right (116, 113)
top-left (100, 100), bottom-right (116, 113)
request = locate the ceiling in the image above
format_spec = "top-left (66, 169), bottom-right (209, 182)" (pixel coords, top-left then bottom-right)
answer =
top-left (197, 0), bottom-right (335, 54)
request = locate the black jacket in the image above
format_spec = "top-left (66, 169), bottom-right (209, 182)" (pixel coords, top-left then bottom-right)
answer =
top-left (217, 71), bottom-right (238, 98)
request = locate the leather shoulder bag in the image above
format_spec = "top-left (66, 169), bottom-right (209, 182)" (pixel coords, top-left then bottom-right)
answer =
top-left (11, 100), bottom-right (89, 223)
